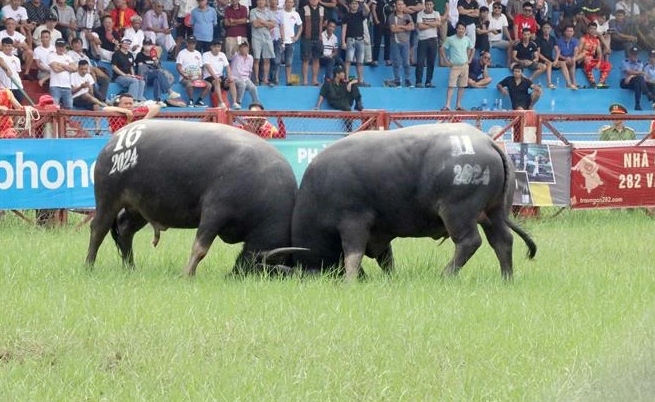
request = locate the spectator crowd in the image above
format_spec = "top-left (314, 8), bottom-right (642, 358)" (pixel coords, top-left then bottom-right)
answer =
top-left (0, 0), bottom-right (654, 112)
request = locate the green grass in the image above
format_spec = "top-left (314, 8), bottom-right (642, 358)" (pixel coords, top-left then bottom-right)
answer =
top-left (1, 209), bottom-right (654, 401)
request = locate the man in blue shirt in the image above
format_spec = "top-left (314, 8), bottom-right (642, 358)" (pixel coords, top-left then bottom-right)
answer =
top-left (556, 24), bottom-right (579, 88)
top-left (191, 0), bottom-right (219, 53)
top-left (620, 46), bottom-right (655, 110)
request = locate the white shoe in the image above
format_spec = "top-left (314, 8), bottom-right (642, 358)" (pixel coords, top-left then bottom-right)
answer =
top-left (168, 90), bottom-right (181, 99)
top-left (232, 102), bottom-right (241, 110)
top-left (156, 101), bottom-right (167, 107)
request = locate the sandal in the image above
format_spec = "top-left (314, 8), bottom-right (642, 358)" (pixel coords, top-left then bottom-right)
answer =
top-left (456, 106), bottom-right (466, 111)
top-left (547, 84), bottom-right (556, 89)
top-left (440, 106), bottom-right (450, 111)
top-left (567, 84), bottom-right (578, 90)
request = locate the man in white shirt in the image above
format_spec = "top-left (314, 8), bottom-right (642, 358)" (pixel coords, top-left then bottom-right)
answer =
top-left (33, 14), bottom-right (63, 47)
top-left (281, 0), bottom-right (302, 85)
top-left (0, 37), bottom-right (24, 102)
top-left (615, 0), bottom-right (639, 18)
top-left (202, 40), bottom-right (236, 108)
top-left (488, 1), bottom-right (510, 49)
top-left (1, 0), bottom-right (35, 46)
top-left (67, 37), bottom-right (109, 103)
top-left (123, 15), bottom-right (146, 57)
top-left (48, 38), bottom-right (77, 108)
top-left (0, 18), bottom-right (34, 79)
top-left (319, 19), bottom-right (342, 81)
top-left (71, 59), bottom-right (105, 111)
top-left (33, 29), bottom-right (55, 85)
top-left (415, 0), bottom-right (440, 87)
top-left (176, 36), bottom-right (211, 107)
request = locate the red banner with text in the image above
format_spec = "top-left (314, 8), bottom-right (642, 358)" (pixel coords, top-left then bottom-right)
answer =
top-left (570, 146), bottom-right (655, 208)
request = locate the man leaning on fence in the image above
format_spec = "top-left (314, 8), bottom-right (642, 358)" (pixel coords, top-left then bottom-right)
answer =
top-left (104, 93), bottom-right (160, 133)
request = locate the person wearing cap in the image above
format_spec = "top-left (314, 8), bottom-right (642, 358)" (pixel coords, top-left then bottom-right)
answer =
top-left (619, 46), bottom-right (655, 110)
top-left (190, 0), bottom-right (218, 54)
top-left (0, 18), bottom-right (35, 79)
top-left (315, 64), bottom-right (364, 112)
top-left (136, 38), bottom-right (180, 105)
top-left (0, 37), bottom-right (24, 103)
top-left (574, 21), bottom-right (612, 89)
top-left (176, 35), bottom-right (210, 107)
top-left (47, 37), bottom-right (77, 109)
top-left (496, 64), bottom-right (542, 110)
top-left (202, 40), bottom-right (236, 108)
top-left (230, 41), bottom-right (261, 109)
top-left (111, 37), bottom-right (147, 102)
top-left (599, 103), bottom-right (636, 141)
top-left (33, 13), bottom-right (63, 47)
top-left (123, 15), bottom-right (146, 57)
top-left (90, 15), bottom-right (121, 62)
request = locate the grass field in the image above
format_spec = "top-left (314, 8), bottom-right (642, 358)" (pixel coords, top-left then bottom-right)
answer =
top-left (1, 209), bottom-right (654, 401)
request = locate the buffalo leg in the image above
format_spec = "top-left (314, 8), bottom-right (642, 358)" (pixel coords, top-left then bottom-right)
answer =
top-left (181, 219), bottom-right (222, 276)
top-left (440, 213), bottom-right (482, 277)
top-left (85, 202), bottom-right (123, 267)
top-left (112, 209), bottom-right (148, 268)
top-left (480, 210), bottom-right (514, 280)
top-left (375, 244), bottom-right (395, 274)
top-left (339, 221), bottom-right (371, 281)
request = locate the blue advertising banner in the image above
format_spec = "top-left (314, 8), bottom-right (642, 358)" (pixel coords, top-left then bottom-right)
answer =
top-left (0, 139), bottom-right (106, 209)
top-left (0, 138), bottom-right (335, 210)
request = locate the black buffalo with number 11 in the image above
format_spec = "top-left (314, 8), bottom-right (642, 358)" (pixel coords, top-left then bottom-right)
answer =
top-left (291, 123), bottom-right (537, 280)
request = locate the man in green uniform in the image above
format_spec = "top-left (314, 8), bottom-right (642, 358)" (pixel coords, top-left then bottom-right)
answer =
top-left (599, 103), bottom-right (636, 141)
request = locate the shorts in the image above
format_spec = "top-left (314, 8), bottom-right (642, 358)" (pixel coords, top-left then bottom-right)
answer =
top-left (345, 37), bottom-right (365, 64)
top-left (448, 64), bottom-right (469, 88)
top-left (205, 76), bottom-right (231, 91)
top-left (301, 38), bottom-right (323, 61)
top-left (251, 37), bottom-right (275, 59)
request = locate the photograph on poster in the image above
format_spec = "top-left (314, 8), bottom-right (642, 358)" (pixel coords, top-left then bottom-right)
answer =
top-left (504, 143), bottom-right (556, 184)
top-left (513, 170), bottom-right (532, 206)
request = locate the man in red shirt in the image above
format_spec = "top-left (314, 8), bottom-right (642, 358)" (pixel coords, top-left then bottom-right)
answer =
top-left (104, 93), bottom-right (160, 133)
top-left (575, 21), bottom-right (611, 88)
top-left (109, 0), bottom-right (138, 33)
top-left (512, 1), bottom-right (538, 40)
top-left (223, 0), bottom-right (249, 59)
